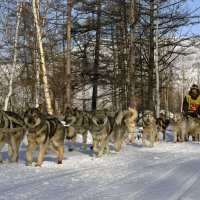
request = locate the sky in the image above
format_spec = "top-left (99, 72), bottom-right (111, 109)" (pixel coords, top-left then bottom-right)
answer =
top-left (183, 0), bottom-right (200, 35)
top-left (1, 128), bottom-right (200, 200)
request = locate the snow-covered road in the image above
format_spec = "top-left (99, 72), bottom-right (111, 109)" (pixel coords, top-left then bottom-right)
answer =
top-left (1, 129), bottom-right (200, 200)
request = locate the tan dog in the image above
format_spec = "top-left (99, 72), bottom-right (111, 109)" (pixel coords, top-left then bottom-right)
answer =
top-left (24, 107), bottom-right (65, 166)
top-left (142, 110), bottom-right (158, 147)
top-left (173, 112), bottom-right (200, 143)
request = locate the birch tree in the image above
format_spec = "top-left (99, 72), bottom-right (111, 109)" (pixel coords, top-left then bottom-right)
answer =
top-left (32, 0), bottom-right (53, 114)
top-left (4, 2), bottom-right (22, 111)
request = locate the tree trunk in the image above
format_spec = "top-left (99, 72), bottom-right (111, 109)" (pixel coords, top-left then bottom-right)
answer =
top-left (155, 0), bottom-right (160, 117)
top-left (148, 0), bottom-right (155, 111)
top-left (164, 83), bottom-right (169, 118)
top-left (66, 0), bottom-right (72, 109)
top-left (181, 57), bottom-right (186, 112)
top-left (33, 0), bottom-right (53, 114)
top-left (128, 0), bottom-right (137, 108)
top-left (92, 0), bottom-right (101, 110)
top-left (4, 3), bottom-right (22, 111)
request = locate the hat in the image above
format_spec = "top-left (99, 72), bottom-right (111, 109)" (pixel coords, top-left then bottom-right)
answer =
top-left (190, 84), bottom-right (199, 90)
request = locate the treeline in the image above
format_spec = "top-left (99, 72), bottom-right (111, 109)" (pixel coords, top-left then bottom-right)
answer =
top-left (0, 0), bottom-right (199, 117)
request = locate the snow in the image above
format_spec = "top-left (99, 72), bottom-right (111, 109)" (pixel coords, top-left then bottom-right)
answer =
top-left (1, 126), bottom-right (200, 200)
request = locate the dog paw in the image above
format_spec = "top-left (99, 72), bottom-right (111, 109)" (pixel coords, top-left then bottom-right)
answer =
top-left (97, 154), bottom-right (102, 158)
top-left (57, 160), bottom-right (62, 164)
top-left (9, 160), bottom-right (17, 163)
top-left (93, 148), bottom-right (99, 153)
top-left (26, 161), bottom-right (33, 166)
top-left (35, 163), bottom-right (42, 167)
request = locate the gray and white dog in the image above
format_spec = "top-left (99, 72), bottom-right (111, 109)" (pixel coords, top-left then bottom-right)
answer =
top-left (89, 109), bottom-right (112, 157)
top-left (110, 107), bottom-right (138, 151)
top-left (109, 110), bottom-right (128, 152)
top-left (0, 110), bottom-right (25, 163)
top-left (64, 107), bottom-right (90, 151)
top-left (142, 110), bottom-right (158, 147)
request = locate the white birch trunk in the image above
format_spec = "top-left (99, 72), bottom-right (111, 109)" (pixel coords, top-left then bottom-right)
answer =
top-left (4, 3), bottom-right (22, 111)
top-left (155, 0), bottom-right (160, 118)
top-left (181, 58), bottom-right (185, 112)
top-left (35, 61), bottom-right (40, 107)
top-left (33, 0), bottom-right (53, 114)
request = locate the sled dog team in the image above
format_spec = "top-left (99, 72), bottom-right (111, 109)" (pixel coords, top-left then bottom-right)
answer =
top-left (0, 106), bottom-right (199, 166)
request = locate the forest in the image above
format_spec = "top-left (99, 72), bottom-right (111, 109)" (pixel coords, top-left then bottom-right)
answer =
top-left (0, 0), bottom-right (199, 117)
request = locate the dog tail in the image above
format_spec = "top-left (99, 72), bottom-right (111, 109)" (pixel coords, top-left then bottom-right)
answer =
top-left (128, 107), bottom-right (138, 121)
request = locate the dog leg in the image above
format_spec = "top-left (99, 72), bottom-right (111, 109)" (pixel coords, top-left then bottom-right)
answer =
top-left (173, 131), bottom-right (177, 143)
top-left (92, 140), bottom-right (99, 152)
top-left (8, 144), bottom-right (13, 159)
top-left (57, 145), bottom-right (64, 164)
top-left (0, 141), bottom-right (5, 163)
top-left (10, 135), bottom-right (21, 163)
top-left (105, 143), bottom-right (110, 155)
top-left (142, 130), bottom-right (146, 147)
top-left (82, 131), bottom-right (87, 150)
top-left (150, 132), bottom-right (154, 147)
top-left (9, 136), bottom-right (16, 162)
top-left (98, 136), bottom-right (110, 157)
top-left (69, 135), bottom-right (76, 151)
top-left (180, 131), bottom-right (185, 142)
top-left (115, 131), bottom-right (123, 152)
top-left (114, 141), bottom-right (120, 152)
top-left (154, 133), bottom-right (159, 142)
top-left (26, 142), bottom-right (36, 165)
top-left (36, 142), bottom-right (48, 167)
top-left (129, 131), bottom-right (136, 142)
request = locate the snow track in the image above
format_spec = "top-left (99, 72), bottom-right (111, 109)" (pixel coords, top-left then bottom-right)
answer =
top-left (1, 130), bottom-right (200, 200)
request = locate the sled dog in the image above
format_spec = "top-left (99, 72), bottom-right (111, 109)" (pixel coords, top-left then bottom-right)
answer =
top-left (109, 107), bottom-right (138, 151)
top-left (109, 110), bottom-right (126, 152)
top-left (0, 110), bottom-right (25, 163)
top-left (89, 109), bottom-right (112, 157)
top-left (156, 117), bottom-right (170, 140)
top-left (64, 107), bottom-right (89, 151)
top-left (142, 110), bottom-right (158, 147)
top-left (173, 112), bottom-right (200, 143)
top-left (24, 107), bottom-right (65, 166)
